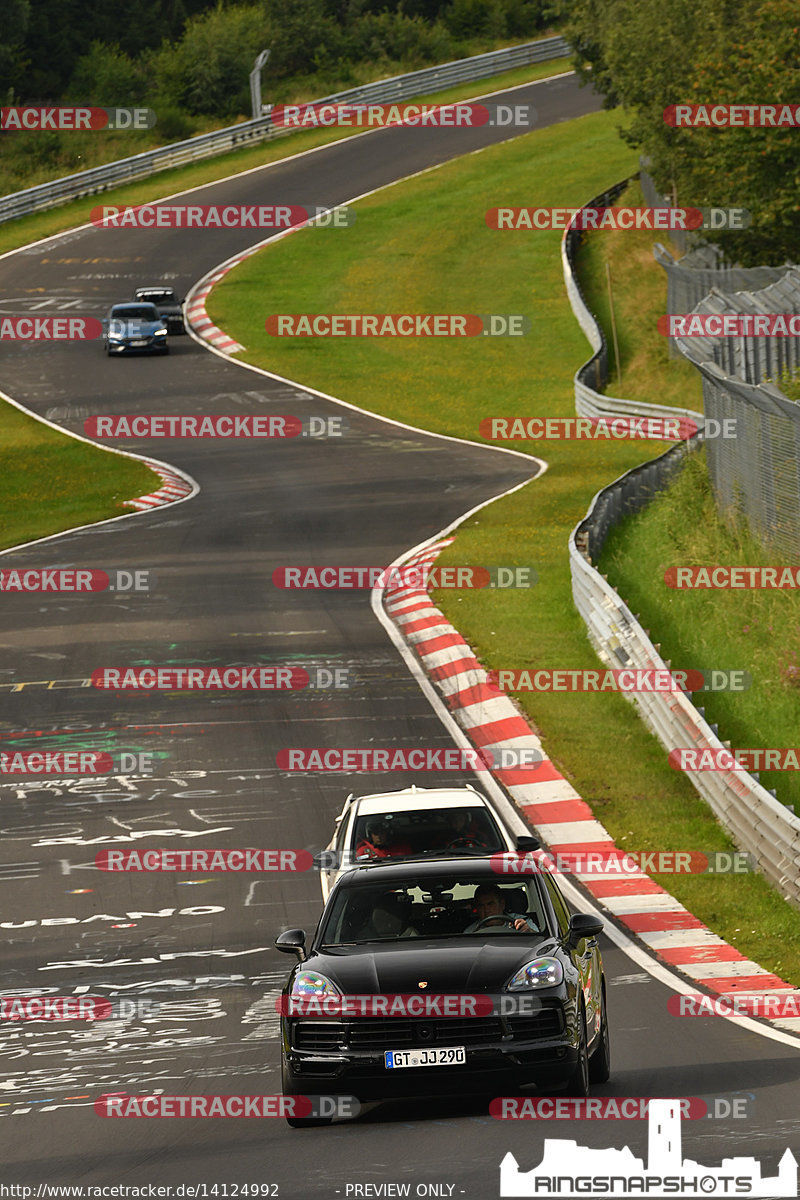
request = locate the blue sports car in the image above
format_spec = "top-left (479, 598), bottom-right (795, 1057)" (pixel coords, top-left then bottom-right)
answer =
top-left (104, 302), bottom-right (169, 355)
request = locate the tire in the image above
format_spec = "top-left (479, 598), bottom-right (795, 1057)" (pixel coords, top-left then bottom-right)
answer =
top-left (565, 1006), bottom-right (590, 1098)
top-left (589, 987), bottom-right (611, 1084)
top-left (281, 1060), bottom-right (333, 1128)
top-left (285, 1114), bottom-right (333, 1129)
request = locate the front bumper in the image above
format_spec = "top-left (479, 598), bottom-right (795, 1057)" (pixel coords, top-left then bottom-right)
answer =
top-left (281, 1003), bottom-right (579, 1102)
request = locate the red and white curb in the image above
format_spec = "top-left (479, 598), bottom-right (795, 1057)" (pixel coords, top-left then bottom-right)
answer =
top-left (185, 263), bottom-right (245, 355)
top-left (384, 538), bottom-right (800, 1033)
top-left (123, 457), bottom-right (195, 511)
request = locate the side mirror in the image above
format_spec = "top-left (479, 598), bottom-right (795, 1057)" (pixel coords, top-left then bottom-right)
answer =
top-left (515, 835), bottom-right (541, 852)
top-left (565, 913), bottom-right (604, 947)
top-left (275, 928), bottom-right (307, 961)
top-left (312, 850), bottom-right (339, 870)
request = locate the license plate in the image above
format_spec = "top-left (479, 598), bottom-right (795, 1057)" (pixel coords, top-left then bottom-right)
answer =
top-left (385, 1046), bottom-right (465, 1069)
top-left (129, 339), bottom-right (147, 346)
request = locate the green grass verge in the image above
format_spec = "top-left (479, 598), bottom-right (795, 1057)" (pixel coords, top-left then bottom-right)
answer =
top-left (206, 106), bottom-right (800, 984)
top-left (578, 182), bottom-right (800, 813)
top-left (0, 57), bottom-right (571, 259)
top-left (0, 401), bottom-right (158, 551)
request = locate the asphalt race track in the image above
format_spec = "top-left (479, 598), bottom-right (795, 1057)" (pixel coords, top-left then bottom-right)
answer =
top-left (0, 71), bottom-right (799, 1197)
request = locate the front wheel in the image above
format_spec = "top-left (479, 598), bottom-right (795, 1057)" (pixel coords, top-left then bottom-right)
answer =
top-left (589, 988), bottom-right (611, 1084)
top-left (282, 1061), bottom-right (334, 1128)
top-left (565, 1007), bottom-right (590, 1098)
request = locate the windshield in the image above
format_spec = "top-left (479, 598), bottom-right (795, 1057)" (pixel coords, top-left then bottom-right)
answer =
top-left (137, 290), bottom-right (175, 303)
top-left (320, 875), bottom-right (551, 945)
top-left (111, 305), bottom-right (159, 320)
top-left (352, 806), bottom-right (505, 860)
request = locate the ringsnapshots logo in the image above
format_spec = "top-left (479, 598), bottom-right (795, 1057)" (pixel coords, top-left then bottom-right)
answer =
top-left (664, 103), bottom-right (800, 127)
top-left (498, 1099), bottom-right (797, 1198)
top-left (0, 316), bottom-right (102, 340)
top-left (96, 848), bottom-right (313, 871)
top-left (1, 106), bottom-right (156, 130)
top-left (487, 669), bottom-right (751, 694)
top-left (0, 568), bottom-right (152, 592)
top-left (265, 314), bottom-right (529, 337)
top-left (276, 747), bottom-right (544, 772)
top-left (272, 564), bottom-right (536, 589)
top-left (83, 414), bottom-right (346, 439)
top-left (486, 207), bottom-right (749, 231)
top-left (271, 101), bottom-right (536, 128)
top-left (90, 665), bottom-right (352, 690)
top-left (90, 204), bottom-right (355, 229)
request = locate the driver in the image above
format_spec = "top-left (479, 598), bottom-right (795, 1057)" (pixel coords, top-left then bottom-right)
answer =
top-left (444, 809), bottom-right (492, 848)
top-left (463, 884), bottom-right (537, 933)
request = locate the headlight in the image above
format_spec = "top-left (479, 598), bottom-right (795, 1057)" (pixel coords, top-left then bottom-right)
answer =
top-left (154, 328), bottom-right (167, 336)
top-left (291, 970), bottom-right (341, 997)
top-left (506, 956), bottom-right (564, 990)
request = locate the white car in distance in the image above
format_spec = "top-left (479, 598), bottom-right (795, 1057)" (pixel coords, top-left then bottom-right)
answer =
top-left (315, 784), bottom-right (539, 901)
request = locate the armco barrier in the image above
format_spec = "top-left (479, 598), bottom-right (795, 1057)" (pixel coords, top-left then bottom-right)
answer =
top-left (562, 179), bottom-right (800, 911)
top-left (0, 35), bottom-right (569, 225)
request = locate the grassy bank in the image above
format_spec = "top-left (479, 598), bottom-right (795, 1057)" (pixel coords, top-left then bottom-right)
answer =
top-left (206, 108), bottom-right (800, 982)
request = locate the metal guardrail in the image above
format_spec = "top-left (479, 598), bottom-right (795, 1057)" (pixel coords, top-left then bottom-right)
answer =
top-left (562, 179), bottom-right (800, 911)
top-left (561, 177), bottom-right (705, 433)
top-left (0, 35), bottom-right (570, 225)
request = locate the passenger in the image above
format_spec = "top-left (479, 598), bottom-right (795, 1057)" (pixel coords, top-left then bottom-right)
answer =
top-left (364, 893), bottom-right (418, 938)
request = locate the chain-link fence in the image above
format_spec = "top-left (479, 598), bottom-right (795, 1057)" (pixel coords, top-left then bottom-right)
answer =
top-left (672, 269), bottom-right (800, 555)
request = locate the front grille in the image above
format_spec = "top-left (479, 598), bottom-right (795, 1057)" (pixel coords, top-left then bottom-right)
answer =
top-left (293, 1007), bottom-right (564, 1054)
top-left (506, 1008), bottom-right (564, 1039)
top-left (294, 1022), bottom-right (346, 1051)
top-left (346, 1017), bottom-right (505, 1050)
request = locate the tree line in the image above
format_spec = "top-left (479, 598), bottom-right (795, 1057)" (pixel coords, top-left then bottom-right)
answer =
top-left (563, 0), bottom-right (800, 264)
